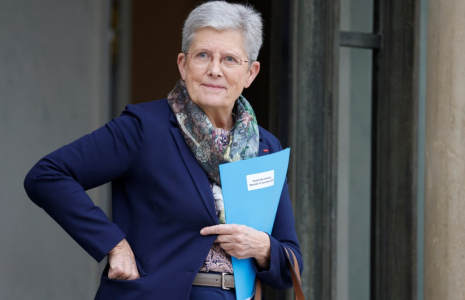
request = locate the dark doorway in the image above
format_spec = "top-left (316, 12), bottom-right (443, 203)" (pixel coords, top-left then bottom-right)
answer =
top-left (130, 0), bottom-right (272, 130)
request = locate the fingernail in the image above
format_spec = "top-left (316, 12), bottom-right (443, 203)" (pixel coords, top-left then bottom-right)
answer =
top-left (200, 229), bottom-right (206, 235)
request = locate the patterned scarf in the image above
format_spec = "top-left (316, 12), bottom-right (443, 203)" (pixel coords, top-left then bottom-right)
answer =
top-left (167, 79), bottom-right (259, 223)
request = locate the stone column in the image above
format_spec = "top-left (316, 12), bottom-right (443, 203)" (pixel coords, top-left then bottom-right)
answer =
top-left (289, 1), bottom-right (339, 299)
top-left (424, 0), bottom-right (465, 299)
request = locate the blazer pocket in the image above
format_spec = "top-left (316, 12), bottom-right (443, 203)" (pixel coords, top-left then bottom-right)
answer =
top-left (105, 257), bottom-right (147, 281)
top-left (135, 258), bottom-right (147, 277)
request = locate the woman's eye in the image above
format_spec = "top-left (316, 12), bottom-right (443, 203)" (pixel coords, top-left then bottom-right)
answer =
top-left (225, 56), bottom-right (237, 63)
top-left (197, 52), bottom-right (209, 59)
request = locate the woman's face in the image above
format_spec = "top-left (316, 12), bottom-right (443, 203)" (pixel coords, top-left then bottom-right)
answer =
top-left (177, 27), bottom-right (260, 116)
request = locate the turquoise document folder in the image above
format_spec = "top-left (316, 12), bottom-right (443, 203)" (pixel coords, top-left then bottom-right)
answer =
top-left (219, 148), bottom-right (290, 300)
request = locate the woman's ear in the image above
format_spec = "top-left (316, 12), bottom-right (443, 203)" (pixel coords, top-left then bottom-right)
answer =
top-left (244, 61), bottom-right (260, 89)
top-left (177, 53), bottom-right (187, 80)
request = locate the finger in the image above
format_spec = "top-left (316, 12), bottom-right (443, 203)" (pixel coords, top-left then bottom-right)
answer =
top-left (219, 242), bottom-right (235, 251)
top-left (222, 247), bottom-right (248, 259)
top-left (109, 266), bottom-right (128, 280)
top-left (222, 246), bottom-right (251, 259)
top-left (109, 265), bottom-right (139, 280)
top-left (216, 235), bottom-right (245, 245)
top-left (200, 225), bottom-right (222, 235)
top-left (116, 269), bottom-right (139, 280)
top-left (108, 267), bottom-right (120, 279)
top-left (215, 234), bottom-right (234, 243)
top-left (200, 224), bottom-right (235, 235)
top-left (124, 262), bottom-right (140, 280)
top-left (108, 257), bottom-right (140, 280)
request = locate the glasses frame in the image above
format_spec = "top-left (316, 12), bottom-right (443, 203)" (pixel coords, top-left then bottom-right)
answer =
top-left (185, 51), bottom-right (248, 67)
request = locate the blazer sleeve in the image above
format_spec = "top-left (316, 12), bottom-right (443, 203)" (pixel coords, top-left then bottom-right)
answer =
top-left (24, 104), bottom-right (146, 262)
top-left (254, 140), bottom-right (304, 290)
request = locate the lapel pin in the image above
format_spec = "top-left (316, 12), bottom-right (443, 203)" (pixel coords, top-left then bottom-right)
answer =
top-left (263, 149), bottom-right (269, 152)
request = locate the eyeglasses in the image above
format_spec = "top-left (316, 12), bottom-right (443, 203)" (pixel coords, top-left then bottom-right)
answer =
top-left (185, 50), bottom-right (248, 68)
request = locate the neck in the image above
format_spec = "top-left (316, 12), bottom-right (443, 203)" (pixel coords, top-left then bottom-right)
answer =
top-left (204, 109), bottom-right (234, 130)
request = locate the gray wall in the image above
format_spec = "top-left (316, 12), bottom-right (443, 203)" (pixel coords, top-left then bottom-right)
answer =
top-left (0, 1), bottom-right (111, 299)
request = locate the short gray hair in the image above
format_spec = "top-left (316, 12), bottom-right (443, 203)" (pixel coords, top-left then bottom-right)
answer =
top-left (182, 1), bottom-right (263, 62)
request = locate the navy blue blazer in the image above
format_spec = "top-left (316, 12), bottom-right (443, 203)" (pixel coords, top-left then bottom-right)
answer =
top-left (24, 99), bottom-right (303, 299)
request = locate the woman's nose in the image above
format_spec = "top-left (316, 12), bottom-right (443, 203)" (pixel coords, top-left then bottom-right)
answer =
top-left (208, 57), bottom-right (223, 77)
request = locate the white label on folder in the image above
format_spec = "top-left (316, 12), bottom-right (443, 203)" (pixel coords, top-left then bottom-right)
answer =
top-left (246, 170), bottom-right (275, 191)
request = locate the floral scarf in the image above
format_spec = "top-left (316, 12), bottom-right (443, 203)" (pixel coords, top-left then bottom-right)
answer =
top-left (167, 79), bottom-right (259, 223)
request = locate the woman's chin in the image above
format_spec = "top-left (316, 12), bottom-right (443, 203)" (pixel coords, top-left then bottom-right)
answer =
top-left (196, 94), bottom-right (230, 109)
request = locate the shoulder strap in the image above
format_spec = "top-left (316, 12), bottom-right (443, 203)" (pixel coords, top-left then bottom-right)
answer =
top-left (254, 247), bottom-right (305, 300)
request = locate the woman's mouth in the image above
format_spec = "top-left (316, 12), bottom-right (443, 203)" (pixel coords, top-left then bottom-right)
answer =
top-left (202, 84), bottom-right (225, 90)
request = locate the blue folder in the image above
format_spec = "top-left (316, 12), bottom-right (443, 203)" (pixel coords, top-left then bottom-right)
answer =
top-left (219, 148), bottom-right (290, 300)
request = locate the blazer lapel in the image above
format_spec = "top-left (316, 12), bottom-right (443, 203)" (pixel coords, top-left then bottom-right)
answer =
top-left (169, 113), bottom-right (218, 225)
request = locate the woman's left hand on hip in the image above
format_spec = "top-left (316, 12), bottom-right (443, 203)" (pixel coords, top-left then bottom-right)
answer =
top-left (200, 224), bottom-right (271, 270)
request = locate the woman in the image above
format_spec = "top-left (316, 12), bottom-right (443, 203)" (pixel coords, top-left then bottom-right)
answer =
top-left (24, 1), bottom-right (303, 299)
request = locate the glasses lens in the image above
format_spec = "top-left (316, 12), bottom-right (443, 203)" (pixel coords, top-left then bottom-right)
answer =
top-left (190, 51), bottom-right (243, 67)
top-left (222, 55), bottom-right (241, 67)
top-left (192, 51), bottom-right (211, 64)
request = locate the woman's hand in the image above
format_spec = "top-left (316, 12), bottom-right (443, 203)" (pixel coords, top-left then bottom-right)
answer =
top-left (107, 238), bottom-right (140, 280)
top-left (200, 224), bottom-right (271, 270)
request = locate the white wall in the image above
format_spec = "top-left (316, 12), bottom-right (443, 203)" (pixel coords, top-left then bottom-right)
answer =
top-left (0, 1), bottom-right (111, 299)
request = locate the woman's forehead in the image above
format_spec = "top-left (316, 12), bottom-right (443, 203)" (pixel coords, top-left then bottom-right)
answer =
top-left (189, 28), bottom-right (246, 54)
